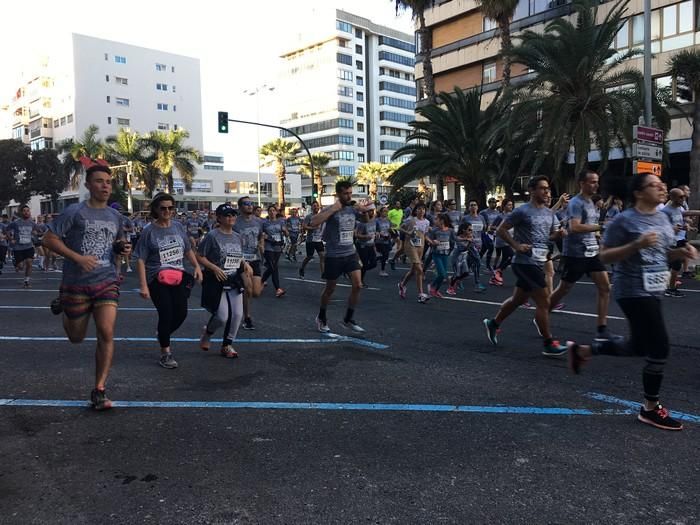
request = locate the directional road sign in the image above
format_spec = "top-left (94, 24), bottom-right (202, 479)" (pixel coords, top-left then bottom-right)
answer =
top-left (632, 142), bottom-right (663, 161)
top-left (634, 160), bottom-right (662, 177)
top-left (633, 125), bottom-right (663, 144)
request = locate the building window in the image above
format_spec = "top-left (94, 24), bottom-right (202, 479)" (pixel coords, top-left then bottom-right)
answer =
top-left (380, 96), bottom-right (415, 110)
top-left (114, 55), bottom-right (126, 64)
top-left (356, 107), bottom-right (364, 117)
top-left (404, 72), bottom-right (413, 81)
top-left (338, 69), bottom-right (353, 81)
top-left (156, 63), bottom-right (167, 71)
top-left (357, 122), bottom-right (364, 132)
top-left (107, 117), bottom-right (112, 124)
top-left (378, 36), bottom-right (416, 53)
top-left (116, 77), bottom-right (128, 85)
top-left (336, 20), bottom-right (352, 33)
top-left (378, 51), bottom-right (413, 67)
top-left (483, 62), bottom-right (497, 84)
top-left (104, 53), bottom-right (108, 61)
top-left (157, 103), bottom-right (169, 111)
top-left (379, 81), bottom-right (415, 96)
top-left (172, 85), bottom-right (176, 92)
top-left (338, 166), bottom-right (355, 176)
top-left (157, 83), bottom-right (168, 91)
top-left (356, 76), bottom-right (364, 86)
top-left (358, 138), bottom-right (365, 148)
top-left (338, 101), bottom-right (353, 114)
top-left (60, 117), bottom-right (66, 125)
top-left (115, 97), bottom-right (130, 106)
top-left (171, 66), bottom-right (175, 73)
top-left (355, 44), bottom-right (363, 54)
top-left (106, 96), bottom-right (110, 103)
top-left (53, 119), bottom-right (59, 128)
top-left (381, 140), bottom-right (404, 150)
top-left (105, 74), bottom-right (110, 82)
top-left (356, 92), bottom-right (364, 102)
top-left (356, 60), bottom-right (363, 70)
top-left (331, 151), bottom-right (355, 161)
top-left (157, 122), bottom-right (170, 130)
top-left (358, 153), bottom-right (365, 163)
top-left (355, 28), bottom-right (362, 38)
top-left (380, 111), bottom-right (413, 123)
top-left (337, 53), bottom-right (352, 65)
top-left (173, 105), bottom-right (176, 112)
top-left (338, 86), bottom-right (353, 97)
top-left (484, 17), bottom-right (497, 32)
top-left (67, 114), bottom-right (73, 123)
top-left (173, 124), bottom-right (178, 130)
top-left (117, 118), bottom-right (130, 126)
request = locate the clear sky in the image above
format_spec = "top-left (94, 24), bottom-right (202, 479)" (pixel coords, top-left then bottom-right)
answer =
top-left (0, 0), bottom-right (414, 172)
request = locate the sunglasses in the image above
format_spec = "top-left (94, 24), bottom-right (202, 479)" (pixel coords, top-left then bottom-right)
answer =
top-left (159, 206), bottom-right (175, 211)
top-left (241, 201), bottom-right (253, 206)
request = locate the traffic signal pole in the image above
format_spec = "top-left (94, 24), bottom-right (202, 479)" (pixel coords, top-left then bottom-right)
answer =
top-left (221, 116), bottom-right (316, 203)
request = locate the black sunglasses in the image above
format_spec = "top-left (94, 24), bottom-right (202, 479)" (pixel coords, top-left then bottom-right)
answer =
top-left (241, 201), bottom-right (253, 206)
top-left (159, 206), bottom-right (175, 211)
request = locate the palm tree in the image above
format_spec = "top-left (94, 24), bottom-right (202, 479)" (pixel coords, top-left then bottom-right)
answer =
top-left (669, 49), bottom-right (700, 208)
top-left (475, 0), bottom-right (519, 89)
top-left (296, 152), bottom-right (337, 199)
top-left (507, 0), bottom-right (643, 176)
top-left (259, 138), bottom-right (300, 209)
top-left (56, 124), bottom-right (105, 189)
top-left (389, 87), bottom-right (504, 204)
top-left (356, 162), bottom-right (401, 202)
top-left (105, 128), bottom-right (148, 208)
top-left (143, 129), bottom-right (203, 194)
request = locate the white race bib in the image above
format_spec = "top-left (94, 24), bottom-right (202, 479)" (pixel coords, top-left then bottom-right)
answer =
top-left (339, 230), bottom-right (354, 245)
top-left (19, 234), bottom-right (31, 245)
top-left (531, 245), bottom-right (548, 262)
top-left (643, 266), bottom-right (670, 293)
top-left (471, 223), bottom-right (483, 233)
top-left (410, 236), bottom-right (423, 247)
top-left (224, 254), bottom-right (242, 271)
top-left (243, 253), bottom-right (258, 261)
top-left (272, 233), bottom-right (282, 242)
top-left (584, 239), bottom-right (599, 258)
top-left (159, 246), bottom-right (182, 266)
top-left (438, 241), bottom-right (450, 252)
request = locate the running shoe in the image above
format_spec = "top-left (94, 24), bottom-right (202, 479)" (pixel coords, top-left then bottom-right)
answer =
top-left (552, 303), bottom-right (565, 310)
top-left (473, 283), bottom-right (486, 293)
top-left (541, 340), bottom-right (567, 357)
top-left (593, 327), bottom-right (613, 342)
top-left (493, 269), bottom-right (504, 284)
top-left (428, 287), bottom-right (444, 299)
top-left (90, 388), bottom-right (113, 411)
top-left (445, 286), bottom-right (457, 296)
top-left (159, 353), bottom-right (179, 369)
top-left (488, 276), bottom-right (502, 286)
top-left (199, 326), bottom-right (211, 351)
top-left (483, 318), bottom-right (498, 345)
top-left (566, 341), bottom-right (589, 375)
top-left (242, 318), bottom-right (255, 330)
top-left (398, 282), bottom-right (406, 299)
top-left (379, 271), bottom-right (389, 277)
top-left (664, 288), bottom-right (684, 298)
top-left (520, 301), bottom-right (532, 308)
top-left (220, 345), bottom-right (239, 359)
top-left (342, 319), bottom-right (366, 333)
top-left (417, 293), bottom-right (430, 303)
top-left (638, 404), bottom-right (683, 431)
top-left (316, 316), bottom-right (331, 333)
top-left (532, 318), bottom-right (543, 337)
top-left (275, 288), bottom-right (286, 298)
top-left (23, 280), bottom-right (30, 289)
top-left (50, 297), bottom-right (63, 315)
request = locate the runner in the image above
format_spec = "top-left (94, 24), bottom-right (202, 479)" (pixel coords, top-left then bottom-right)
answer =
top-left (479, 198), bottom-right (502, 272)
top-left (445, 199), bottom-right (463, 232)
top-left (661, 188), bottom-right (700, 296)
top-left (548, 170), bottom-right (612, 341)
top-left (33, 215), bottom-right (48, 271)
top-left (427, 213), bottom-right (454, 298)
top-left (261, 205), bottom-right (288, 298)
top-left (375, 206), bottom-right (393, 277)
top-left (567, 173), bottom-right (697, 430)
top-left (491, 199), bottom-right (514, 285)
top-left (397, 203), bottom-right (431, 303)
top-left (299, 201), bottom-right (325, 279)
top-left (42, 161), bottom-right (129, 411)
top-left (233, 196), bottom-right (265, 329)
top-left (483, 176), bottom-right (568, 356)
top-left (311, 180), bottom-right (371, 333)
top-left (7, 205), bottom-right (37, 288)
top-left (185, 211), bottom-right (203, 248)
top-left (446, 223), bottom-right (481, 295)
top-left (134, 193), bottom-right (202, 369)
top-left (461, 200), bottom-right (487, 292)
top-left (355, 204), bottom-right (378, 287)
top-left (387, 200), bottom-right (404, 271)
top-left (285, 208), bottom-right (302, 262)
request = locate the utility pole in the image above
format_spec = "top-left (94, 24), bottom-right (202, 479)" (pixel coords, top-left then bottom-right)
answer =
top-left (643, 0), bottom-right (652, 126)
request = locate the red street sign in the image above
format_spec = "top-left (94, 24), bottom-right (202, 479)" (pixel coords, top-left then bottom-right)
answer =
top-left (633, 125), bottom-right (663, 144)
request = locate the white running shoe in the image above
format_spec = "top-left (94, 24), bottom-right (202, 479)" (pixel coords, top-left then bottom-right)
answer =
top-left (316, 316), bottom-right (331, 333)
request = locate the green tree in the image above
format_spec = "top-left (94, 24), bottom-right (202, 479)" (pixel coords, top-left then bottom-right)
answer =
top-left (476, 0), bottom-right (519, 89)
top-left (0, 139), bottom-right (31, 209)
top-left (56, 124), bottom-right (105, 189)
top-left (143, 129), bottom-right (203, 194)
top-left (507, 0), bottom-right (642, 176)
top-left (105, 128), bottom-right (148, 200)
top-left (296, 152), bottom-right (337, 200)
top-left (26, 148), bottom-right (68, 204)
top-left (390, 87), bottom-right (504, 205)
top-left (668, 49), bottom-right (700, 208)
top-left (356, 162), bottom-right (400, 202)
top-left (259, 138), bottom-right (301, 209)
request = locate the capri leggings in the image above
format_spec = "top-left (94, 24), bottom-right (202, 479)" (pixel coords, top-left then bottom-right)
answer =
top-left (205, 288), bottom-right (244, 346)
top-left (148, 279), bottom-right (189, 348)
top-left (496, 245), bottom-right (514, 272)
top-left (451, 249), bottom-right (481, 286)
top-left (376, 242), bottom-right (391, 271)
top-left (262, 251), bottom-right (282, 289)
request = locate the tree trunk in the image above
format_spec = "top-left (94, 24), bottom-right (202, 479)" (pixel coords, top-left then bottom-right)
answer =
top-left (690, 93), bottom-right (700, 210)
top-left (369, 180), bottom-right (377, 202)
top-left (166, 172), bottom-right (174, 194)
top-left (499, 17), bottom-right (512, 90)
top-left (277, 163), bottom-right (286, 210)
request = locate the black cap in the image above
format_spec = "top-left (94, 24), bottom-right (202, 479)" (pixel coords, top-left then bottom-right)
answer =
top-left (215, 203), bottom-right (237, 216)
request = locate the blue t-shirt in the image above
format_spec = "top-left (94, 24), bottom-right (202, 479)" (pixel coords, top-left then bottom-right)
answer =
top-left (661, 204), bottom-right (685, 242)
top-left (429, 227), bottom-right (455, 255)
top-left (563, 194), bottom-right (600, 258)
top-left (133, 221), bottom-right (191, 283)
top-left (507, 203), bottom-right (559, 266)
top-left (355, 219), bottom-right (377, 248)
top-left (303, 213), bottom-right (324, 243)
top-left (7, 219), bottom-right (36, 251)
top-left (322, 205), bottom-right (359, 257)
top-left (461, 214), bottom-right (487, 250)
top-left (48, 202), bottom-right (125, 286)
top-left (479, 208), bottom-right (502, 231)
top-left (286, 216), bottom-right (301, 235)
top-left (603, 208), bottom-right (675, 299)
top-left (375, 218), bottom-right (393, 245)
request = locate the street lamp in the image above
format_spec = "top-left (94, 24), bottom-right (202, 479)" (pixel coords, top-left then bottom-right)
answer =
top-left (244, 84), bottom-right (275, 207)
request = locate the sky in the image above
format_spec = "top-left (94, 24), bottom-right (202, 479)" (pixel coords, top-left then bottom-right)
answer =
top-left (0, 0), bottom-right (414, 172)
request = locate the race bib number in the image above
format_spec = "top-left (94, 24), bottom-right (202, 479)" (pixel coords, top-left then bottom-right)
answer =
top-left (339, 230), bottom-right (354, 245)
top-left (410, 236), bottom-right (423, 248)
top-left (272, 233), bottom-right (282, 242)
top-left (243, 253), bottom-right (258, 261)
top-left (642, 265), bottom-right (670, 293)
top-left (159, 246), bottom-right (182, 266)
top-left (19, 234), bottom-right (31, 245)
top-left (224, 254), bottom-right (242, 271)
top-left (453, 225), bottom-right (459, 233)
top-left (531, 245), bottom-right (548, 262)
top-left (584, 239), bottom-right (599, 258)
top-left (438, 241), bottom-right (450, 252)
top-left (312, 230), bottom-right (322, 242)
top-left (471, 223), bottom-right (483, 233)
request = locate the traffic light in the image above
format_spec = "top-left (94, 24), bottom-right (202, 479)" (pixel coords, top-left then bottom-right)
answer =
top-left (218, 111), bottom-right (229, 133)
top-left (312, 184), bottom-right (319, 199)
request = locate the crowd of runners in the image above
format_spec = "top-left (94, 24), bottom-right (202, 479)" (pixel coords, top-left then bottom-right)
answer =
top-left (2, 159), bottom-right (698, 431)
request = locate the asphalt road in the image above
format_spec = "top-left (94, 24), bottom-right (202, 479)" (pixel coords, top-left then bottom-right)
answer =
top-left (1, 255), bottom-right (699, 524)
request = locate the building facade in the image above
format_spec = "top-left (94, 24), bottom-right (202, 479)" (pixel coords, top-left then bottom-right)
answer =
top-left (278, 9), bottom-right (416, 197)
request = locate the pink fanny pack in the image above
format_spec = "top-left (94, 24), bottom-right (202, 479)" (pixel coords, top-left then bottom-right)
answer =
top-left (157, 268), bottom-right (183, 286)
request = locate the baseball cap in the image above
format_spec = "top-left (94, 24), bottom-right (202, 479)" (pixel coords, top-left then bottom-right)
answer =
top-left (215, 203), bottom-right (237, 216)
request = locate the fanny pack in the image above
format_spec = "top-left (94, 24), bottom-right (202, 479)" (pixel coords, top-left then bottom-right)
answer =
top-left (157, 268), bottom-right (183, 286)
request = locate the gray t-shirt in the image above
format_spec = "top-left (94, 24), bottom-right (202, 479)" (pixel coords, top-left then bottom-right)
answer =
top-left (480, 208), bottom-right (502, 230)
top-left (322, 205), bottom-right (360, 257)
top-left (603, 208), bottom-right (675, 299)
top-left (355, 219), bottom-right (377, 248)
top-left (303, 213), bottom-right (324, 243)
top-left (446, 210), bottom-right (463, 232)
top-left (133, 221), bottom-right (191, 283)
top-left (376, 218), bottom-right (392, 245)
top-left (197, 228), bottom-right (244, 276)
top-left (429, 227), bottom-right (455, 255)
top-left (563, 194), bottom-right (600, 258)
top-left (263, 218), bottom-right (285, 253)
top-left (461, 214), bottom-right (487, 250)
top-left (8, 219), bottom-right (36, 251)
top-left (48, 202), bottom-right (125, 286)
top-left (605, 205), bottom-right (620, 222)
top-left (661, 204), bottom-right (685, 242)
top-left (286, 216), bottom-right (302, 235)
top-left (233, 215), bottom-right (264, 261)
top-left (507, 203), bottom-right (559, 266)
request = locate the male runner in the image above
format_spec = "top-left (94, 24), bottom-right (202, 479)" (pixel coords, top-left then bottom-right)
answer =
top-left (43, 163), bottom-right (130, 410)
top-left (233, 196), bottom-right (264, 329)
top-left (661, 187), bottom-right (700, 296)
top-left (479, 197), bottom-right (502, 273)
top-left (312, 180), bottom-right (371, 333)
top-left (483, 176), bottom-right (568, 356)
top-left (299, 201), bottom-right (325, 278)
top-left (7, 205), bottom-right (37, 288)
top-left (285, 208), bottom-right (302, 262)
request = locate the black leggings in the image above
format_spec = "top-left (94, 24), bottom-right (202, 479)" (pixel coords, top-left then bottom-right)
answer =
top-left (358, 245), bottom-right (377, 280)
top-left (262, 251), bottom-right (282, 289)
top-left (595, 297), bottom-right (669, 402)
top-left (376, 243), bottom-right (391, 270)
top-left (148, 279), bottom-right (189, 348)
top-left (496, 246), bottom-right (513, 272)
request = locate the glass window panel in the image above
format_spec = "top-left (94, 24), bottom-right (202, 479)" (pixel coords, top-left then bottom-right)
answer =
top-left (662, 32), bottom-right (694, 52)
top-left (678, 1), bottom-right (692, 33)
top-left (616, 20), bottom-right (629, 49)
top-left (663, 5), bottom-right (677, 37)
top-left (651, 10), bottom-right (661, 40)
top-left (632, 14), bottom-right (644, 45)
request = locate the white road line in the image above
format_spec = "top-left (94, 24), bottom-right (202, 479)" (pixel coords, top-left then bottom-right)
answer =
top-left (441, 296), bottom-right (624, 320)
top-left (285, 277), bottom-right (381, 291)
top-left (577, 280), bottom-right (700, 293)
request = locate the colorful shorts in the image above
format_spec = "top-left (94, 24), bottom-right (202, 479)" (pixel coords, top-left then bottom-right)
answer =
top-left (59, 281), bottom-right (120, 319)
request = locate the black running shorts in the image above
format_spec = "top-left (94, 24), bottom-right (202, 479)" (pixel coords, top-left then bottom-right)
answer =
top-left (322, 254), bottom-right (361, 281)
top-left (560, 255), bottom-right (607, 283)
top-left (512, 263), bottom-right (546, 292)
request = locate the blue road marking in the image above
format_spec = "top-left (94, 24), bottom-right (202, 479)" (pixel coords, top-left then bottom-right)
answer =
top-left (585, 392), bottom-right (700, 423)
top-left (0, 398), bottom-right (635, 415)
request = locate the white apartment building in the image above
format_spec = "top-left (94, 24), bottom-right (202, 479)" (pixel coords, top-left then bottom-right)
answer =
top-left (278, 9), bottom-right (416, 196)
